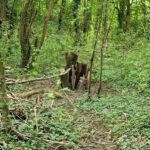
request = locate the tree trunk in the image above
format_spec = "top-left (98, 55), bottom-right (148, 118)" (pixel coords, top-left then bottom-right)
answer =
top-left (97, 0), bottom-right (110, 97)
top-left (115, 0), bottom-right (132, 32)
top-left (125, 0), bottom-right (131, 31)
top-left (38, 0), bottom-right (57, 49)
top-left (0, 0), bottom-right (8, 38)
top-left (0, 54), bottom-right (9, 130)
top-left (58, 0), bottom-right (66, 31)
top-left (19, 0), bottom-right (36, 68)
top-left (117, 0), bottom-right (125, 30)
top-left (29, 0), bottom-right (57, 69)
top-left (88, 3), bottom-right (103, 99)
top-left (82, 0), bottom-right (91, 42)
top-left (0, 1), bottom-right (9, 129)
top-left (72, 0), bottom-right (81, 44)
top-left (141, 0), bottom-right (147, 33)
top-left (83, 0), bottom-right (91, 33)
top-left (0, 0), bottom-right (7, 20)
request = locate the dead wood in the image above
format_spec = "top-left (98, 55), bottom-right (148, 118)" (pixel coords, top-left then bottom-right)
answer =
top-left (64, 52), bottom-right (89, 90)
top-left (79, 144), bottom-right (97, 148)
top-left (77, 76), bottom-right (88, 91)
top-left (20, 88), bottom-right (63, 99)
top-left (43, 139), bottom-right (68, 145)
top-left (0, 141), bottom-right (7, 148)
top-left (10, 109), bottom-right (27, 121)
top-left (60, 69), bottom-right (70, 88)
top-left (71, 65), bottom-right (76, 90)
top-left (6, 68), bottom-right (71, 85)
top-left (7, 94), bottom-right (30, 103)
top-left (11, 125), bottom-right (29, 141)
top-left (20, 89), bottom-right (49, 98)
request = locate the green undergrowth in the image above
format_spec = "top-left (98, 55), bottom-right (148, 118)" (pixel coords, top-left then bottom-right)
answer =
top-left (76, 92), bottom-right (150, 150)
top-left (93, 35), bottom-right (150, 95)
top-left (0, 102), bottom-right (80, 149)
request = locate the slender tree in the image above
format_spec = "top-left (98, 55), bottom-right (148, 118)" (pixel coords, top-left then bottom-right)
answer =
top-left (0, 0), bottom-right (8, 38)
top-left (114, 0), bottom-right (133, 32)
top-left (97, 0), bottom-right (110, 97)
top-left (29, 0), bottom-right (57, 69)
top-left (88, 3), bottom-right (103, 99)
top-left (38, 0), bottom-right (57, 49)
top-left (140, 0), bottom-right (148, 34)
top-left (0, 54), bottom-right (9, 130)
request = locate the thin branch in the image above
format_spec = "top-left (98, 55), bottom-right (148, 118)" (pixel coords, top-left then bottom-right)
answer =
top-left (11, 125), bottom-right (29, 141)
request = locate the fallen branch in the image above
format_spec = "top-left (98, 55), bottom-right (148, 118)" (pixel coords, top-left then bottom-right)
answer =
top-left (20, 88), bottom-right (63, 98)
top-left (20, 89), bottom-right (49, 98)
top-left (6, 68), bottom-right (71, 85)
top-left (0, 141), bottom-right (7, 148)
top-left (43, 139), bottom-right (68, 145)
top-left (11, 125), bottom-right (29, 141)
top-left (7, 93), bottom-right (31, 103)
top-left (79, 144), bottom-right (97, 148)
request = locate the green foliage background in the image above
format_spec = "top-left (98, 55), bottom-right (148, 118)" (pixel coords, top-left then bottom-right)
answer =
top-left (0, 0), bottom-right (150, 149)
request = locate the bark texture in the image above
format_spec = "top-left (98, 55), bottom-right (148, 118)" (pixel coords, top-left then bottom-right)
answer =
top-left (0, 54), bottom-right (9, 130)
top-left (19, 0), bottom-right (36, 68)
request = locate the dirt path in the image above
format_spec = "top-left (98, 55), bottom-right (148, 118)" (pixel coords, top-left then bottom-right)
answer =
top-left (53, 93), bottom-right (116, 150)
top-left (9, 80), bottom-right (117, 150)
top-left (66, 110), bottom-right (116, 150)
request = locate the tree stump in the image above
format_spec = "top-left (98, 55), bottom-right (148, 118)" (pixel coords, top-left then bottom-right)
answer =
top-left (60, 52), bottom-right (88, 90)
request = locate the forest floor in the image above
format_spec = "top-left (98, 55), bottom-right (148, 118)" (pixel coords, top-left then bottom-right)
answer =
top-left (1, 76), bottom-right (149, 150)
top-left (1, 79), bottom-right (118, 150)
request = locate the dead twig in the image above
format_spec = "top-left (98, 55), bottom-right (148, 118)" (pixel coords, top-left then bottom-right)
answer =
top-left (7, 93), bottom-right (30, 103)
top-left (79, 144), bottom-right (97, 148)
top-left (43, 139), bottom-right (68, 145)
top-left (0, 141), bottom-right (7, 148)
top-left (11, 125), bottom-right (29, 141)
